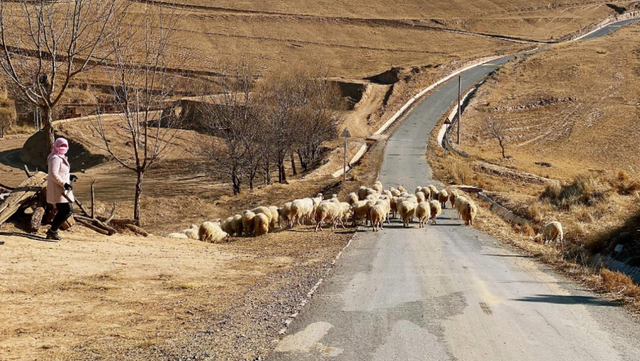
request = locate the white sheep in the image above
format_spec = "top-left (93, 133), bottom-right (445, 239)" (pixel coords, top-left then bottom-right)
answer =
top-left (242, 210), bottom-right (256, 236)
top-left (168, 232), bottom-right (188, 239)
top-left (389, 187), bottom-right (401, 197)
top-left (398, 185), bottom-right (406, 192)
top-left (374, 198), bottom-right (391, 224)
top-left (357, 186), bottom-right (368, 201)
top-left (538, 221), bottom-right (564, 251)
top-left (268, 206), bottom-right (280, 230)
top-left (199, 222), bottom-right (230, 243)
top-left (347, 192), bottom-right (358, 205)
top-left (428, 185), bottom-right (438, 199)
top-left (183, 224), bottom-right (200, 240)
top-left (279, 202), bottom-right (295, 228)
top-left (372, 181), bottom-right (383, 192)
top-left (352, 200), bottom-right (372, 226)
top-left (429, 200), bottom-right (442, 224)
top-left (416, 201), bottom-right (431, 228)
top-left (448, 189), bottom-right (459, 208)
top-left (459, 199), bottom-right (478, 226)
top-left (369, 204), bottom-right (386, 232)
top-left (438, 189), bottom-right (449, 209)
top-left (220, 216), bottom-right (235, 235)
top-left (455, 195), bottom-right (469, 219)
top-left (315, 201), bottom-right (344, 231)
top-left (416, 191), bottom-right (426, 204)
top-left (253, 213), bottom-right (270, 236)
top-left (398, 200), bottom-right (417, 227)
top-left (291, 198), bottom-right (314, 226)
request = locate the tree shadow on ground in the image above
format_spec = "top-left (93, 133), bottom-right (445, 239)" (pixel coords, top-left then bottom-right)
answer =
top-left (0, 231), bottom-right (57, 243)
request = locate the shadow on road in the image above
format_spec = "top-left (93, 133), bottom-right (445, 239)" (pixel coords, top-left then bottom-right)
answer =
top-left (513, 294), bottom-right (615, 306)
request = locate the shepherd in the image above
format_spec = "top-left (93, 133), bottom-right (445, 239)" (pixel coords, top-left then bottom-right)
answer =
top-left (46, 138), bottom-right (77, 241)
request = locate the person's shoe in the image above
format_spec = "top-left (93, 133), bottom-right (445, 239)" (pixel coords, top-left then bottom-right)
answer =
top-left (46, 229), bottom-right (61, 241)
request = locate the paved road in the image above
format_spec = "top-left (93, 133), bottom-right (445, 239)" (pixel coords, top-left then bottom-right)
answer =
top-left (269, 19), bottom-right (640, 361)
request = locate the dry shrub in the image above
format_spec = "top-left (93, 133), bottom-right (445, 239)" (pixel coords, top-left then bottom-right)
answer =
top-left (541, 173), bottom-right (609, 209)
top-left (444, 156), bottom-right (473, 184)
top-left (513, 222), bottom-right (536, 237)
top-left (563, 218), bottom-right (585, 243)
top-left (573, 204), bottom-right (595, 223)
top-left (525, 199), bottom-right (553, 223)
top-left (600, 268), bottom-right (640, 298)
top-left (608, 170), bottom-right (640, 195)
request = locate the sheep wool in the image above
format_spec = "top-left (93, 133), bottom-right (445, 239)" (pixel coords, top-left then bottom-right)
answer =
top-left (199, 222), bottom-right (230, 243)
top-left (429, 200), bottom-right (442, 224)
top-left (253, 213), bottom-right (270, 236)
top-left (438, 189), bottom-right (449, 209)
top-left (369, 204), bottom-right (386, 232)
top-left (416, 201), bottom-right (431, 228)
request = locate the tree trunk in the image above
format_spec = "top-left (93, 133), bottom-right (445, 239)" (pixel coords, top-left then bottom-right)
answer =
top-left (297, 151), bottom-right (308, 172)
top-left (499, 140), bottom-right (506, 159)
top-left (290, 152), bottom-right (297, 176)
top-left (232, 173), bottom-right (241, 195)
top-left (42, 106), bottom-right (55, 150)
top-left (277, 157), bottom-right (287, 184)
top-left (264, 159), bottom-right (271, 185)
top-left (134, 170), bottom-right (143, 225)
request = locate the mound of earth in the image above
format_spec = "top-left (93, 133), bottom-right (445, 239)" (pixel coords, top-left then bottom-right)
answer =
top-left (20, 129), bottom-right (109, 171)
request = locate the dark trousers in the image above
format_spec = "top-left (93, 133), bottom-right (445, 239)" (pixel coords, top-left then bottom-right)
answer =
top-left (51, 203), bottom-right (73, 232)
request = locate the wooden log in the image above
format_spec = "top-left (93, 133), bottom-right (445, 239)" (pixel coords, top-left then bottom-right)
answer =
top-left (30, 206), bottom-right (46, 232)
top-left (76, 217), bottom-right (111, 235)
top-left (123, 223), bottom-right (150, 237)
top-left (90, 180), bottom-right (96, 218)
top-left (104, 203), bottom-right (116, 224)
top-left (75, 215), bottom-right (117, 235)
top-left (0, 172), bottom-right (47, 225)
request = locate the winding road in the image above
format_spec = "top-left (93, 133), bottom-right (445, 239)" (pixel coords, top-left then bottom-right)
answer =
top-left (268, 18), bottom-right (640, 361)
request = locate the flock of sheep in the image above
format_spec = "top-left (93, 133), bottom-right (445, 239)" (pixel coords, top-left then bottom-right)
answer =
top-left (167, 180), bottom-right (480, 243)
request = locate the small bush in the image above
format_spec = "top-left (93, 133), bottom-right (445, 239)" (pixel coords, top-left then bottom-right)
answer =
top-left (608, 170), bottom-right (640, 195)
top-left (600, 268), bottom-right (640, 298)
top-left (541, 173), bottom-right (609, 209)
top-left (513, 222), bottom-right (536, 237)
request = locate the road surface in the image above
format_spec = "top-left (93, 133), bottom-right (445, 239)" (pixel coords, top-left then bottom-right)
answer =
top-left (269, 19), bottom-right (640, 361)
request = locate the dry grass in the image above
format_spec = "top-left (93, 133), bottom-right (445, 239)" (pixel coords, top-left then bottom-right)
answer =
top-left (600, 268), bottom-right (640, 298)
top-left (540, 173), bottom-right (609, 209)
top-left (443, 155), bottom-right (474, 184)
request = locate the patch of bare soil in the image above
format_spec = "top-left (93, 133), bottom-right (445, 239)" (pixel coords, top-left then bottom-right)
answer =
top-left (0, 224), bottom-right (354, 360)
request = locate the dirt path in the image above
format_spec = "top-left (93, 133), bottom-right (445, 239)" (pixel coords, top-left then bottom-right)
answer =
top-left (0, 225), bottom-right (353, 360)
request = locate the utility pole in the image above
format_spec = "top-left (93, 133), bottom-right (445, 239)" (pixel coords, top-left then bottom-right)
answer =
top-left (457, 75), bottom-right (461, 145)
top-left (341, 127), bottom-right (351, 183)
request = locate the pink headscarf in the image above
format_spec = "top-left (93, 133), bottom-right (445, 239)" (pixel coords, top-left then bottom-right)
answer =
top-left (48, 138), bottom-right (69, 160)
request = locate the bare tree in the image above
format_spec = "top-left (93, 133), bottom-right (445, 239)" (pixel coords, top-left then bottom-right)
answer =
top-left (89, 4), bottom-right (179, 224)
top-left (484, 116), bottom-right (508, 158)
top-left (0, 0), bottom-right (120, 149)
top-left (258, 72), bottom-right (297, 184)
top-left (200, 63), bottom-right (262, 194)
top-left (293, 76), bottom-right (341, 172)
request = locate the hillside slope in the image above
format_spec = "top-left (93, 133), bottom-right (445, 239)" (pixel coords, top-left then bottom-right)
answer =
top-left (459, 22), bottom-right (640, 180)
